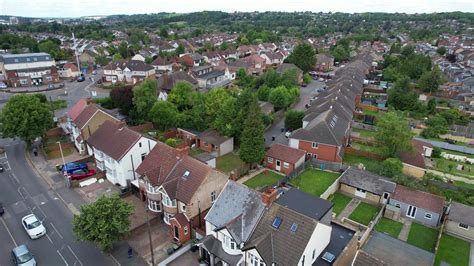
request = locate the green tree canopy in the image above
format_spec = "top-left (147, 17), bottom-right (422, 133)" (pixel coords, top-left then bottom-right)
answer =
top-left (150, 101), bottom-right (178, 130)
top-left (375, 112), bottom-right (413, 157)
top-left (387, 77), bottom-right (419, 111)
top-left (213, 97), bottom-right (237, 137)
top-left (286, 43), bottom-right (316, 72)
top-left (205, 88), bottom-right (232, 125)
top-left (417, 66), bottom-right (444, 93)
top-left (72, 194), bottom-right (134, 252)
top-left (0, 94), bottom-right (53, 145)
top-left (132, 79), bottom-right (157, 122)
top-left (285, 110), bottom-right (305, 130)
top-left (268, 86), bottom-right (292, 110)
top-left (436, 46), bottom-right (446, 56)
top-left (239, 97), bottom-right (265, 164)
top-left (168, 81), bottom-right (195, 111)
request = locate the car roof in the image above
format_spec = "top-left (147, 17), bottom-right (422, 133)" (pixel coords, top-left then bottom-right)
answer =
top-left (13, 245), bottom-right (29, 256)
top-left (23, 214), bottom-right (38, 224)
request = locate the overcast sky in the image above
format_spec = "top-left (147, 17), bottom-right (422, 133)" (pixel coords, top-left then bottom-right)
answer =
top-left (0, 0), bottom-right (473, 18)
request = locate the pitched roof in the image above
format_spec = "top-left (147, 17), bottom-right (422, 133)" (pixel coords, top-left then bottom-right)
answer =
top-left (73, 104), bottom-right (99, 129)
top-left (391, 185), bottom-right (445, 214)
top-left (399, 139), bottom-right (432, 169)
top-left (276, 63), bottom-right (303, 75)
top-left (339, 167), bottom-right (396, 196)
top-left (67, 99), bottom-right (88, 121)
top-left (205, 181), bottom-right (265, 244)
top-left (275, 188), bottom-right (333, 221)
top-left (266, 144), bottom-right (306, 164)
top-left (87, 120), bottom-right (142, 161)
top-left (136, 142), bottom-right (215, 204)
top-left (198, 130), bottom-right (231, 145)
top-left (104, 60), bottom-right (154, 72)
top-left (0, 53), bottom-right (53, 64)
top-left (448, 201), bottom-right (474, 227)
top-left (151, 56), bottom-right (176, 66)
top-left (157, 71), bottom-right (197, 92)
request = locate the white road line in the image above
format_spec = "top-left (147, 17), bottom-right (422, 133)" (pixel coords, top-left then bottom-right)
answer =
top-left (109, 254), bottom-right (121, 266)
top-left (50, 222), bottom-right (63, 239)
top-left (36, 204), bottom-right (47, 219)
top-left (46, 233), bottom-right (54, 244)
top-left (67, 245), bottom-right (83, 266)
top-left (57, 250), bottom-right (69, 266)
top-left (1, 217), bottom-right (18, 246)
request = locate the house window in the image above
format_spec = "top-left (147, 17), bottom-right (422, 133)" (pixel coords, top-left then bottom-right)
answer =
top-left (19, 79), bottom-right (28, 85)
top-left (46, 76), bottom-right (52, 81)
top-left (139, 142), bottom-right (142, 148)
top-left (162, 194), bottom-right (176, 207)
top-left (424, 213), bottom-right (432, 220)
top-left (312, 142), bottom-right (319, 148)
top-left (283, 162), bottom-right (289, 169)
top-left (249, 253), bottom-right (265, 266)
top-left (268, 157), bottom-right (273, 163)
top-left (312, 249), bottom-right (316, 260)
top-left (148, 199), bottom-right (161, 212)
top-left (184, 226), bottom-right (188, 235)
top-left (395, 203), bottom-right (401, 208)
top-left (211, 191), bottom-right (217, 203)
top-left (459, 223), bottom-right (469, 230)
top-left (141, 153), bottom-right (147, 162)
top-left (356, 188), bottom-right (366, 193)
top-left (164, 213), bottom-right (173, 224)
top-left (181, 204), bottom-right (186, 212)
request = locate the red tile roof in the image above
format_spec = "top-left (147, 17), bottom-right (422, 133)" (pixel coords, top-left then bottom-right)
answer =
top-left (266, 144), bottom-right (306, 164)
top-left (73, 104), bottom-right (99, 129)
top-left (87, 120), bottom-right (141, 161)
top-left (171, 212), bottom-right (189, 226)
top-left (392, 185), bottom-right (445, 214)
top-left (67, 99), bottom-right (88, 121)
top-left (399, 139), bottom-right (432, 169)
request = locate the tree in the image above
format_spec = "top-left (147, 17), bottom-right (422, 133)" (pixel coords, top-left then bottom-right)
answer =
top-left (257, 85), bottom-right (271, 101)
top-left (213, 97), bottom-right (237, 137)
top-left (331, 45), bottom-right (350, 62)
top-left (239, 98), bottom-right (265, 164)
top-left (387, 77), bottom-right (419, 111)
top-left (285, 110), bottom-right (305, 130)
top-left (286, 43), bottom-right (316, 72)
top-left (375, 112), bottom-right (413, 157)
top-left (132, 79), bottom-right (157, 122)
top-left (118, 42), bottom-right (129, 58)
top-left (427, 98), bottom-right (437, 114)
top-left (303, 73), bottom-right (312, 84)
top-left (417, 66), bottom-right (444, 93)
top-left (205, 88), bottom-right (232, 126)
top-left (159, 27), bottom-right (169, 39)
top-left (401, 45), bottom-right (415, 57)
top-left (0, 95), bottom-right (53, 145)
top-left (110, 87), bottom-right (134, 115)
top-left (150, 101), bottom-right (178, 130)
top-left (175, 44), bottom-right (185, 56)
top-left (436, 46), bottom-right (446, 56)
top-left (168, 81), bottom-right (195, 111)
top-left (112, 53), bottom-right (123, 61)
top-left (268, 86), bottom-right (291, 110)
top-left (380, 158), bottom-right (403, 177)
top-left (72, 194), bottom-right (134, 252)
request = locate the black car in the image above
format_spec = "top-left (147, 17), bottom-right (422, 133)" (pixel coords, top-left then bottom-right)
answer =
top-left (0, 202), bottom-right (4, 215)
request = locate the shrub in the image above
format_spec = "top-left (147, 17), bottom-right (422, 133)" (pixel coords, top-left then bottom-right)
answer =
top-left (165, 138), bottom-right (177, 147)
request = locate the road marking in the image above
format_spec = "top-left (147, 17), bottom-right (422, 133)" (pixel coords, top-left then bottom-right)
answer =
top-left (57, 250), bottom-right (69, 266)
top-left (50, 222), bottom-right (63, 239)
top-left (1, 217), bottom-right (18, 246)
top-left (46, 233), bottom-right (54, 244)
top-left (67, 245), bottom-right (83, 266)
top-left (109, 254), bottom-right (121, 266)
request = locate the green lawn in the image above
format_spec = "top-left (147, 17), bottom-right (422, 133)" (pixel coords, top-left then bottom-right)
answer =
top-left (329, 193), bottom-right (352, 216)
top-left (50, 100), bottom-right (67, 110)
top-left (407, 222), bottom-right (439, 252)
top-left (343, 154), bottom-right (379, 167)
top-left (352, 128), bottom-right (377, 138)
top-left (432, 158), bottom-right (473, 179)
top-left (375, 217), bottom-right (403, 238)
top-left (348, 202), bottom-right (381, 226)
top-left (351, 142), bottom-right (385, 156)
top-left (244, 171), bottom-right (284, 189)
top-left (363, 109), bottom-right (379, 116)
top-left (216, 153), bottom-right (245, 173)
top-left (454, 180), bottom-right (474, 190)
top-left (189, 148), bottom-right (204, 157)
top-left (289, 169), bottom-right (340, 197)
top-left (434, 234), bottom-right (471, 266)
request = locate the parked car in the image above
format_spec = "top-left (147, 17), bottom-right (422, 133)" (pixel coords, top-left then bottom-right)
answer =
top-left (59, 162), bottom-right (88, 173)
top-left (92, 70), bottom-right (97, 75)
top-left (0, 202), bottom-right (4, 215)
top-left (446, 139), bottom-right (456, 144)
top-left (285, 131), bottom-right (292, 138)
top-left (0, 164), bottom-right (4, 172)
top-left (77, 74), bottom-right (85, 82)
top-left (0, 82), bottom-right (8, 89)
top-left (21, 214), bottom-right (46, 239)
top-left (11, 245), bottom-right (36, 266)
top-left (67, 169), bottom-right (97, 181)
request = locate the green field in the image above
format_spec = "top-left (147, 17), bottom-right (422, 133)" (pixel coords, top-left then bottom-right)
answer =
top-left (216, 153), bottom-right (245, 173)
top-left (244, 171), bottom-right (284, 189)
top-left (375, 217), bottom-right (403, 238)
top-left (329, 193), bottom-right (352, 216)
top-left (348, 202), bottom-right (381, 226)
top-left (289, 169), bottom-right (340, 197)
top-left (407, 222), bottom-right (438, 252)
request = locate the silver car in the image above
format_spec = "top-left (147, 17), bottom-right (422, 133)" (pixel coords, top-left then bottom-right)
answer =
top-left (11, 245), bottom-right (36, 266)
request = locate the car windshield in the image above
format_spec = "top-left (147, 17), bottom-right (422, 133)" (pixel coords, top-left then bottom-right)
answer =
top-left (17, 252), bottom-right (33, 263)
top-left (27, 221), bottom-right (41, 229)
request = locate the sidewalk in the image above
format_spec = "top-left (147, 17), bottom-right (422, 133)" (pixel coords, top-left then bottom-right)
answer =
top-left (398, 219), bottom-right (412, 242)
top-left (25, 148), bottom-right (148, 266)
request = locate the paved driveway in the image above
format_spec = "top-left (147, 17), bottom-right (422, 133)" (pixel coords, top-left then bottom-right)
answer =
top-left (363, 231), bottom-right (434, 266)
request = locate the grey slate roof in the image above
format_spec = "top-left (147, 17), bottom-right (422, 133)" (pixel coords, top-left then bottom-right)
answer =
top-left (276, 188), bottom-right (333, 221)
top-left (448, 201), bottom-right (474, 227)
top-left (339, 167), bottom-right (396, 196)
top-left (205, 181), bottom-right (265, 244)
top-left (0, 53), bottom-right (53, 64)
top-left (199, 235), bottom-right (242, 265)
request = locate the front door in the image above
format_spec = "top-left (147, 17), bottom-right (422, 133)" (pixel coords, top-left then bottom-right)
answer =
top-left (382, 192), bottom-right (389, 204)
top-left (276, 160), bottom-right (281, 171)
top-left (407, 205), bottom-right (417, 218)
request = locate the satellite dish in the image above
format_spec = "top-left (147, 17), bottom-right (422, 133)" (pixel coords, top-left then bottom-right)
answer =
top-left (458, 105), bottom-right (464, 110)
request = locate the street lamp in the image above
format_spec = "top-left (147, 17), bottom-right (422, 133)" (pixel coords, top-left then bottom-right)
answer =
top-left (145, 205), bottom-right (155, 266)
top-left (57, 141), bottom-right (69, 187)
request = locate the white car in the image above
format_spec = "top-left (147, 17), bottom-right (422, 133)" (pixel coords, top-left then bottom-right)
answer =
top-left (0, 82), bottom-right (7, 89)
top-left (285, 131), bottom-right (292, 138)
top-left (21, 214), bottom-right (46, 239)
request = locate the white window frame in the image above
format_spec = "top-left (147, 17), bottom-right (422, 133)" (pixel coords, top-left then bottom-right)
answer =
top-left (283, 162), bottom-right (290, 169)
top-left (211, 191), bottom-right (217, 203)
top-left (407, 205), bottom-right (417, 218)
top-left (184, 226), bottom-right (188, 235)
top-left (148, 199), bottom-right (161, 212)
top-left (458, 223), bottom-right (469, 230)
top-left (162, 194), bottom-right (176, 207)
top-left (268, 157), bottom-right (273, 163)
top-left (164, 212), bottom-right (173, 224)
top-left (312, 142), bottom-right (319, 148)
top-left (424, 213), bottom-right (432, 220)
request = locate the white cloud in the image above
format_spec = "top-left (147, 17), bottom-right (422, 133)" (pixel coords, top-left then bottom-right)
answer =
top-left (0, 0), bottom-right (472, 17)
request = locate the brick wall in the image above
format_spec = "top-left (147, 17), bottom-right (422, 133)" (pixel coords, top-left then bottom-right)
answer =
top-left (265, 156), bottom-right (295, 175)
top-left (298, 140), bottom-right (342, 162)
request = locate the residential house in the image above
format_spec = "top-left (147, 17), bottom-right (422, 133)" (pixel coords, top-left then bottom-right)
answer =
top-left (265, 143), bottom-right (306, 175)
top-left (237, 45), bottom-right (258, 57)
top-left (87, 120), bottom-right (157, 187)
top-left (200, 180), bottom-right (266, 265)
top-left (0, 53), bottom-right (59, 87)
top-left (103, 60), bottom-right (155, 84)
top-left (218, 49), bottom-right (238, 60)
top-left (388, 185), bottom-right (445, 227)
top-left (445, 202), bottom-right (474, 241)
top-left (197, 130), bottom-right (234, 157)
top-left (260, 51), bottom-right (285, 65)
top-left (131, 54), bottom-right (146, 62)
top-left (339, 167), bottom-right (396, 205)
top-left (151, 56), bottom-right (178, 73)
top-left (242, 188), bottom-right (333, 265)
top-left (276, 63), bottom-right (303, 84)
top-left (191, 65), bottom-right (231, 90)
top-left (213, 59), bottom-right (236, 80)
top-left (178, 53), bottom-right (204, 68)
top-left (136, 142), bottom-right (228, 243)
top-left (399, 139), bottom-right (433, 178)
top-left (258, 43), bottom-right (278, 54)
top-left (227, 59), bottom-right (252, 76)
top-left (79, 50), bottom-right (97, 66)
top-left (243, 54), bottom-right (266, 75)
top-left (67, 103), bottom-right (121, 154)
top-left (202, 51), bottom-right (222, 63)
top-left (156, 71), bottom-right (198, 100)
top-left (58, 63), bottom-right (80, 79)
top-left (315, 54), bottom-right (335, 72)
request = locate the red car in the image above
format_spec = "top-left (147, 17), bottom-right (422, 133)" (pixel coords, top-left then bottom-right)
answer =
top-left (67, 169), bottom-right (97, 180)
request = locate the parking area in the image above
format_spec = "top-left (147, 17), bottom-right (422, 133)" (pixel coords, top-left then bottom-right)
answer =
top-left (363, 231), bottom-right (435, 266)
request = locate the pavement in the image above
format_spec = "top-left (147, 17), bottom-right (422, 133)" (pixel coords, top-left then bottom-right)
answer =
top-left (470, 241), bottom-right (474, 266)
top-left (0, 138), bottom-right (147, 266)
top-left (338, 198), bottom-right (360, 221)
top-left (398, 219), bottom-right (412, 242)
top-left (167, 250), bottom-right (199, 266)
top-left (264, 79), bottom-right (326, 147)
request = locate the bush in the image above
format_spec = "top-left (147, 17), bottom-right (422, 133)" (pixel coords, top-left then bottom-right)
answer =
top-left (285, 110), bottom-right (305, 130)
top-left (165, 138), bottom-right (177, 147)
top-left (380, 158), bottom-right (403, 177)
top-left (432, 147), bottom-right (442, 158)
top-left (92, 97), bottom-right (115, 109)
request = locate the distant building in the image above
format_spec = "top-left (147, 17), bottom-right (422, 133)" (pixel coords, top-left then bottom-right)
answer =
top-left (0, 53), bottom-right (59, 87)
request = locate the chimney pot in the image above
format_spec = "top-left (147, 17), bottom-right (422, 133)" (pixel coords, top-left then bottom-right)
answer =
top-left (262, 188), bottom-right (278, 207)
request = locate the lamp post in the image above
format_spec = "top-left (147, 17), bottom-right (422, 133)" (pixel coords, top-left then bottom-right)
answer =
top-left (145, 205), bottom-right (155, 266)
top-left (57, 141), bottom-right (69, 187)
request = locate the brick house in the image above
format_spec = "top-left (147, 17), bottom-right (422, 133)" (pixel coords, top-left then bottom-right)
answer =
top-left (0, 53), bottom-right (60, 87)
top-left (136, 142), bottom-right (228, 244)
top-left (315, 54), bottom-right (335, 72)
top-left (197, 130), bottom-right (234, 157)
top-left (265, 143), bottom-right (306, 175)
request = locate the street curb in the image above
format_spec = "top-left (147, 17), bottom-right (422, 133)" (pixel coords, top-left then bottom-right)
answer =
top-left (24, 150), bottom-right (78, 215)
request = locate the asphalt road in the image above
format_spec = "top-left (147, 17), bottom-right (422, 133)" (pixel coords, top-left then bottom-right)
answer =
top-left (0, 139), bottom-right (114, 266)
top-left (264, 79), bottom-right (326, 147)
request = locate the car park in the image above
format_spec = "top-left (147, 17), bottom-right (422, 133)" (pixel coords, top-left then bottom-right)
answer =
top-left (21, 214), bottom-right (46, 239)
top-left (11, 245), bottom-right (36, 266)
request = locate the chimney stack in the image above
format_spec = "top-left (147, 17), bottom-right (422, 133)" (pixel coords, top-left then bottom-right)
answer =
top-left (175, 145), bottom-right (189, 159)
top-left (262, 188), bottom-right (278, 207)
